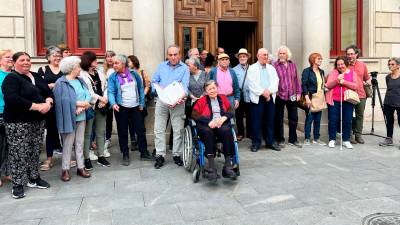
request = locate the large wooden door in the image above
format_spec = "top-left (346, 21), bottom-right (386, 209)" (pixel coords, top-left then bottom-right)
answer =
top-left (177, 22), bottom-right (213, 58)
top-left (175, 0), bottom-right (262, 58)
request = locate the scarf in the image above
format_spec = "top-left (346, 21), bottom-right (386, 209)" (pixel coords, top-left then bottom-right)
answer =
top-left (117, 68), bottom-right (133, 86)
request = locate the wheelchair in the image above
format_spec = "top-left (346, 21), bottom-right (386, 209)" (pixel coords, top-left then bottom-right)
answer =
top-left (182, 119), bottom-right (240, 183)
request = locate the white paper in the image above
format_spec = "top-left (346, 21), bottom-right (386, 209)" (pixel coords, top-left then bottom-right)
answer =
top-left (154, 81), bottom-right (186, 105)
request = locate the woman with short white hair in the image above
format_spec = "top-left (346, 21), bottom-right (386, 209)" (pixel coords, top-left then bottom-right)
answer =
top-left (54, 56), bottom-right (92, 181)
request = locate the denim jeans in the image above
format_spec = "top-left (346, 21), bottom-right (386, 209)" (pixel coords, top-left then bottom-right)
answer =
top-left (304, 111), bottom-right (322, 140)
top-left (328, 101), bottom-right (354, 141)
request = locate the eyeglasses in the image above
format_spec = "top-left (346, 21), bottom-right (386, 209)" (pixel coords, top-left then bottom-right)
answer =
top-left (388, 63), bottom-right (396, 66)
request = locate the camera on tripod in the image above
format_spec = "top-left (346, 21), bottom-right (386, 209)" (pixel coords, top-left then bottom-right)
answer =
top-left (371, 71), bottom-right (379, 86)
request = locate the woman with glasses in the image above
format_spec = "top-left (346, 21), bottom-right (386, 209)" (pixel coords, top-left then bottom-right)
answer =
top-left (38, 46), bottom-right (63, 171)
top-left (379, 58), bottom-right (400, 148)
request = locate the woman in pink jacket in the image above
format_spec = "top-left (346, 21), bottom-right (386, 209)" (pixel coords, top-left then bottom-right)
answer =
top-left (325, 56), bottom-right (359, 149)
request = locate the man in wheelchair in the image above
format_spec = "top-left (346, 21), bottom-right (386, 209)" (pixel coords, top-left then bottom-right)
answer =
top-left (191, 80), bottom-right (237, 182)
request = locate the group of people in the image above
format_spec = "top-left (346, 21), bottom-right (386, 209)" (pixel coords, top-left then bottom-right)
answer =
top-left (0, 42), bottom-right (398, 197)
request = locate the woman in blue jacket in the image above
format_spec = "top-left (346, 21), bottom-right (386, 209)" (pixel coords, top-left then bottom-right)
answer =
top-left (301, 53), bottom-right (327, 146)
top-left (53, 56), bottom-right (92, 181)
top-left (108, 54), bottom-right (153, 166)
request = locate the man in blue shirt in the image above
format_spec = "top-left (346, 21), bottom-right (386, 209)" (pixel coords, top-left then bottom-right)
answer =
top-left (233, 48), bottom-right (251, 141)
top-left (152, 44), bottom-right (190, 169)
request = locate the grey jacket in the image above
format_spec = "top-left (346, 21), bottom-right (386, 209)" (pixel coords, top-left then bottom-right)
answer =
top-left (53, 76), bottom-right (90, 134)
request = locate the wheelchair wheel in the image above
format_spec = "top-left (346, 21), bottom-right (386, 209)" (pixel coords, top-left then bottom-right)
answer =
top-left (182, 126), bottom-right (193, 171)
top-left (192, 168), bottom-right (200, 183)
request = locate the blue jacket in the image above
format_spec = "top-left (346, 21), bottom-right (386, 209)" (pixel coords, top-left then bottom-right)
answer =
top-left (108, 69), bottom-right (145, 109)
top-left (53, 76), bottom-right (90, 134)
top-left (208, 67), bottom-right (240, 101)
top-left (301, 67), bottom-right (325, 95)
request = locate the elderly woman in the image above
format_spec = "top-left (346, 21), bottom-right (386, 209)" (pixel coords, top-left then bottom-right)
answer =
top-left (99, 50), bottom-right (116, 153)
top-left (108, 54), bottom-right (153, 166)
top-left (38, 46), bottom-right (63, 171)
top-left (0, 49), bottom-right (13, 187)
top-left (54, 56), bottom-right (92, 181)
top-left (192, 80), bottom-right (237, 182)
top-left (301, 53), bottom-right (326, 146)
top-left (79, 51), bottom-right (110, 170)
top-left (326, 56), bottom-right (359, 149)
top-left (185, 56), bottom-right (208, 118)
top-left (2, 52), bottom-right (53, 199)
top-left (379, 58), bottom-right (400, 148)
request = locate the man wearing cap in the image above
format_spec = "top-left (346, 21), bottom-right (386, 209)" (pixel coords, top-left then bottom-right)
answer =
top-left (247, 48), bottom-right (281, 152)
top-left (233, 48), bottom-right (252, 140)
top-left (152, 44), bottom-right (190, 169)
top-left (208, 53), bottom-right (240, 109)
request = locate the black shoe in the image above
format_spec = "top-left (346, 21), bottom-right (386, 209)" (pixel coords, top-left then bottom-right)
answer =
top-left (140, 151), bottom-right (154, 161)
top-left (250, 145), bottom-right (259, 152)
top-left (222, 166), bottom-right (237, 180)
top-left (173, 156), bottom-right (183, 166)
top-left (121, 154), bottom-right (130, 166)
top-left (97, 156), bottom-right (111, 167)
top-left (266, 143), bottom-right (281, 151)
top-left (130, 141), bottom-right (138, 151)
top-left (84, 159), bottom-right (93, 171)
top-left (154, 155), bottom-right (165, 169)
top-left (288, 141), bottom-right (303, 148)
top-left (12, 185), bottom-right (25, 199)
top-left (27, 177), bottom-right (50, 189)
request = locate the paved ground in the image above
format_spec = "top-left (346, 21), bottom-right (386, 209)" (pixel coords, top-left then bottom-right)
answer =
top-left (0, 122), bottom-right (400, 225)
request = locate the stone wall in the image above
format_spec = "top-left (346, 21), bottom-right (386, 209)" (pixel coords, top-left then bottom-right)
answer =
top-left (107, 0), bottom-right (133, 55)
top-left (0, 0), bottom-right (34, 53)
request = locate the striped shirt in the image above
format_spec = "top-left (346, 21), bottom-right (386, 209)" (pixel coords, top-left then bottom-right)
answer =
top-left (273, 60), bottom-right (302, 101)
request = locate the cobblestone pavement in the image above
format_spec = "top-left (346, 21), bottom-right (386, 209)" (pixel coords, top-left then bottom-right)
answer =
top-left (0, 122), bottom-right (400, 225)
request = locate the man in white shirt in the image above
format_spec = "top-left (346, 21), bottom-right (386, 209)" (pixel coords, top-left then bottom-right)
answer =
top-left (247, 48), bottom-right (281, 152)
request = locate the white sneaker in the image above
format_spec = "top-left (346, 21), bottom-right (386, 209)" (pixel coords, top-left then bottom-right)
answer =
top-left (313, 139), bottom-right (327, 146)
top-left (304, 139), bottom-right (311, 145)
top-left (89, 150), bottom-right (98, 161)
top-left (343, 141), bottom-right (353, 149)
top-left (104, 139), bottom-right (112, 150)
top-left (328, 140), bottom-right (336, 148)
top-left (103, 148), bottom-right (111, 158)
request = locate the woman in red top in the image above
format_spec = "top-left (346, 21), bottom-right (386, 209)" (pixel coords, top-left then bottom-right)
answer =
top-left (192, 80), bottom-right (237, 182)
top-left (325, 56), bottom-right (359, 149)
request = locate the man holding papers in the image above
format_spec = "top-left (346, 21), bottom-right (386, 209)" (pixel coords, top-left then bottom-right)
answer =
top-left (152, 44), bottom-right (190, 169)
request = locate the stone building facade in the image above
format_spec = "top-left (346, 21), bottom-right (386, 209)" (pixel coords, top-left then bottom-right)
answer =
top-left (0, 0), bottom-right (399, 124)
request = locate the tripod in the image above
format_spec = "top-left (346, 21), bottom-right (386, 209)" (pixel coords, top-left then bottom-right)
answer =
top-left (363, 74), bottom-right (386, 138)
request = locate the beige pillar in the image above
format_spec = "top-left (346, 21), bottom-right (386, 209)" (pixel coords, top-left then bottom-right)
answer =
top-left (132, 0), bottom-right (165, 76)
top-left (302, 0), bottom-right (331, 71)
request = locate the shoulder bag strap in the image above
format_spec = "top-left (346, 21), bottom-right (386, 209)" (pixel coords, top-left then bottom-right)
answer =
top-left (241, 66), bottom-right (249, 90)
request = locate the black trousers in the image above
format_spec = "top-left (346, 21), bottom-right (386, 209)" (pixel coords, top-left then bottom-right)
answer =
top-left (114, 105), bottom-right (147, 155)
top-left (197, 122), bottom-right (234, 156)
top-left (383, 104), bottom-right (400, 138)
top-left (105, 107), bottom-right (113, 140)
top-left (274, 96), bottom-right (299, 143)
top-left (45, 109), bottom-right (62, 157)
top-left (235, 100), bottom-right (251, 137)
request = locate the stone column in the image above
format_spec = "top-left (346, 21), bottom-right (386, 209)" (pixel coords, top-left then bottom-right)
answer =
top-left (132, 0), bottom-right (165, 76)
top-left (301, 0), bottom-right (331, 133)
top-left (302, 0), bottom-right (330, 71)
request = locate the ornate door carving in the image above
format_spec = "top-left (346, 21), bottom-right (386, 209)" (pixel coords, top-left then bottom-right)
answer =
top-left (218, 0), bottom-right (258, 20)
top-left (175, 0), bottom-right (214, 19)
